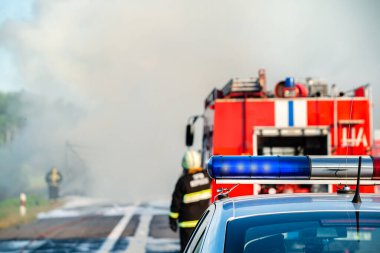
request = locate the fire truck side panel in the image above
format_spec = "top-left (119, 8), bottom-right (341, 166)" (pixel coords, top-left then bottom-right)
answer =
top-left (213, 101), bottom-right (244, 155)
top-left (335, 100), bottom-right (371, 155)
top-left (307, 100), bottom-right (334, 126)
top-left (212, 100), bottom-right (255, 197)
top-left (245, 101), bottom-right (275, 154)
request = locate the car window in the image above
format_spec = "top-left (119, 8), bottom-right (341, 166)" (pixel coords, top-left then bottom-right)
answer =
top-left (225, 211), bottom-right (380, 253)
top-left (185, 205), bottom-right (215, 252)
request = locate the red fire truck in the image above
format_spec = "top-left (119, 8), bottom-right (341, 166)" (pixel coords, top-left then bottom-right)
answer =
top-left (186, 69), bottom-right (374, 199)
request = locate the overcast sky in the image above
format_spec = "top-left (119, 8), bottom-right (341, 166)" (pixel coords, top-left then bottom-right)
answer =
top-left (0, 0), bottom-right (379, 201)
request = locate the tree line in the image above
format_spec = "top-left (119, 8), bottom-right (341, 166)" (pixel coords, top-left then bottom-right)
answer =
top-left (0, 92), bottom-right (26, 145)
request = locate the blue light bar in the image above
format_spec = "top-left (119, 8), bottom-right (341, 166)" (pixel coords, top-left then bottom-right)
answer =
top-left (207, 156), bottom-right (310, 179)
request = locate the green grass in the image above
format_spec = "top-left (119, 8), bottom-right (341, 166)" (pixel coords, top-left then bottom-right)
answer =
top-left (0, 195), bottom-right (62, 229)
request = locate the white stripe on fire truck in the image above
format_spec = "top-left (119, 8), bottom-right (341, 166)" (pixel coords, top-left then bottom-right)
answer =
top-left (293, 100), bottom-right (307, 127)
top-left (275, 100), bottom-right (288, 127)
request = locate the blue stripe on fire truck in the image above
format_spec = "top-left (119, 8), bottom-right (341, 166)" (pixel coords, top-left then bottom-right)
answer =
top-left (288, 101), bottom-right (294, 127)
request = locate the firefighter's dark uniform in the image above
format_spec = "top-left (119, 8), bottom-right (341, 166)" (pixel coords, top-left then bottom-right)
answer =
top-left (169, 169), bottom-right (211, 252)
top-left (45, 168), bottom-right (63, 200)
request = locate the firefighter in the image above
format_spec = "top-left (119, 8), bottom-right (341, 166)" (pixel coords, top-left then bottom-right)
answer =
top-left (169, 150), bottom-right (211, 252)
top-left (45, 167), bottom-right (63, 200)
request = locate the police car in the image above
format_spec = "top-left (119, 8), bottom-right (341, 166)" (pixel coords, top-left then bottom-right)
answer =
top-left (184, 155), bottom-right (380, 252)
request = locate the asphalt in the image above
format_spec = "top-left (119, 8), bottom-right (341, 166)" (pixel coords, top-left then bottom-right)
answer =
top-left (0, 197), bottom-right (180, 253)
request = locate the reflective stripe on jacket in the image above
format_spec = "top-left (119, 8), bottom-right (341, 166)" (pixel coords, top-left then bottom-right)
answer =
top-left (183, 189), bottom-right (211, 204)
top-left (179, 220), bottom-right (198, 228)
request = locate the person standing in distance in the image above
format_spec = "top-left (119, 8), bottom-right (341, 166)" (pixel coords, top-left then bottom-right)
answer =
top-left (169, 150), bottom-right (211, 252)
top-left (46, 167), bottom-right (63, 200)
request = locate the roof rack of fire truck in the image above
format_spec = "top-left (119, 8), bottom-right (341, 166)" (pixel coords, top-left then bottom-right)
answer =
top-left (204, 69), bottom-right (267, 108)
top-left (204, 69), bottom-right (371, 108)
top-left (222, 78), bottom-right (263, 97)
top-left (204, 78), bottom-right (264, 108)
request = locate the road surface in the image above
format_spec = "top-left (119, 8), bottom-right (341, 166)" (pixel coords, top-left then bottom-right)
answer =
top-left (0, 197), bottom-right (180, 252)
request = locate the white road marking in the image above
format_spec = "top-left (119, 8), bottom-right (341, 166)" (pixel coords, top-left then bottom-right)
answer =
top-left (126, 211), bottom-right (153, 253)
top-left (97, 206), bottom-right (137, 253)
top-left (146, 238), bottom-right (180, 252)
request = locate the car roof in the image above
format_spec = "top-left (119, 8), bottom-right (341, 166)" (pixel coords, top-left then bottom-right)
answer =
top-left (215, 193), bottom-right (380, 219)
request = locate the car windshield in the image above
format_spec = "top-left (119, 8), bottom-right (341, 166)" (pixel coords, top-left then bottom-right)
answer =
top-left (225, 211), bottom-right (380, 253)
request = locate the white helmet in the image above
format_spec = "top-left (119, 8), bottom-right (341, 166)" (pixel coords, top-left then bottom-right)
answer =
top-left (182, 150), bottom-right (201, 170)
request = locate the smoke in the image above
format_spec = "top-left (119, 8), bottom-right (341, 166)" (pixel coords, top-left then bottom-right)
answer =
top-left (0, 0), bottom-right (379, 201)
